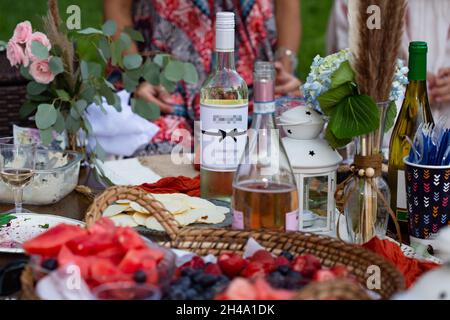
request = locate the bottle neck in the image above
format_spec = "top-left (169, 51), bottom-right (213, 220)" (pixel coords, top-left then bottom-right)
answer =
top-left (214, 51), bottom-right (235, 71)
top-left (408, 51), bottom-right (427, 81)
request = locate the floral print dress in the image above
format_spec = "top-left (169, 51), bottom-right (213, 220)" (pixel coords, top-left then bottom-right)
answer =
top-left (132, 0), bottom-right (277, 154)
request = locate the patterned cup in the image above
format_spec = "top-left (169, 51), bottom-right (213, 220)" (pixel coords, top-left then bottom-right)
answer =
top-left (404, 157), bottom-right (450, 255)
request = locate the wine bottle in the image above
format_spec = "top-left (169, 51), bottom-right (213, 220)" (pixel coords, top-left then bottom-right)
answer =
top-left (200, 12), bottom-right (248, 201)
top-left (231, 62), bottom-right (298, 231)
top-left (388, 41), bottom-right (434, 238)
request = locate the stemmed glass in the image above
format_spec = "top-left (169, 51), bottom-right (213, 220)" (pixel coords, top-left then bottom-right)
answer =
top-left (0, 139), bottom-right (36, 213)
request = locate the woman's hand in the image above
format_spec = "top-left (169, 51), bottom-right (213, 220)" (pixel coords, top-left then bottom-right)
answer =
top-left (135, 82), bottom-right (174, 114)
top-left (274, 62), bottom-right (302, 96)
top-left (429, 67), bottom-right (450, 104)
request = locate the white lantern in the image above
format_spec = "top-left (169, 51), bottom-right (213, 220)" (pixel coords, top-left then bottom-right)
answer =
top-left (279, 106), bottom-right (342, 233)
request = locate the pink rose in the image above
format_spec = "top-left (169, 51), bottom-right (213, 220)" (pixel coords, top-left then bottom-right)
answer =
top-left (29, 59), bottom-right (55, 84)
top-left (26, 32), bottom-right (51, 62)
top-left (6, 40), bottom-right (28, 67)
top-left (12, 21), bottom-right (32, 44)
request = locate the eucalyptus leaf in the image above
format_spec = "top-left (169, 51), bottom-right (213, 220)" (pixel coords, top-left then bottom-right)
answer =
top-left (384, 101), bottom-right (397, 133)
top-left (49, 57), bottom-right (64, 75)
top-left (80, 60), bottom-right (89, 80)
top-left (75, 99), bottom-right (88, 115)
top-left (56, 89), bottom-right (70, 101)
top-left (125, 67), bottom-right (143, 81)
top-left (103, 79), bottom-right (116, 91)
top-left (39, 128), bottom-right (53, 145)
top-left (80, 86), bottom-right (96, 104)
top-left (159, 73), bottom-right (176, 93)
top-left (317, 83), bottom-right (353, 115)
top-left (119, 32), bottom-right (132, 52)
top-left (97, 37), bottom-right (111, 62)
top-left (66, 115), bottom-right (81, 134)
top-left (31, 41), bottom-right (49, 60)
top-left (153, 54), bottom-right (169, 68)
top-left (78, 27), bottom-right (103, 35)
top-left (70, 105), bottom-right (81, 120)
top-left (123, 27), bottom-right (144, 42)
top-left (330, 61), bottom-right (354, 89)
top-left (102, 20), bottom-right (117, 37)
top-left (123, 54), bottom-right (143, 70)
top-left (53, 110), bottom-right (65, 133)
top-left (143, 60), bottom-right (160, 86)
top-left (110, 41), bottom-right (122, 67)
top-left (329, 94), bottom-right (380, 139)
top-left (19, 101), bottom-right (37, 119)
top-left (94, 141), bottom-right (107, 161)
top-left (84, 118), bottom-right (93, 135)
top-left (163, 60), bottom-right (184, 82)
top-left (26, 81), bottom-right (47, 96)
top-left (99, 83), bottom-right (115, 106)
top-left (122, 73), bottom-right (139, 92)
top-left (183, 62), bottom-right (198, 85)
top-left (35, 104), bottom-right (57, 130)
top-left (131, 98), bottom-right (160, 121)
top-left (112, 93), bottom-right (122, 112)
top-left (20, 66), bottom-right (33, 80)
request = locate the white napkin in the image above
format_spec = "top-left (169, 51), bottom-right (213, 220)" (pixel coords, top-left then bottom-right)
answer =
top-left (99, 158), bottom-right (161, 186)
top-left (85, 90), bottom-right (159, 157)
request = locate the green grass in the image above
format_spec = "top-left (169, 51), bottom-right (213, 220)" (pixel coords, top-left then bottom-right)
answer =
top-left (0, 0), bottom-right (332, 81)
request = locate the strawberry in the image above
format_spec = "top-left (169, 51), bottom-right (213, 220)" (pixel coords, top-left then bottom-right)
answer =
top-left (291, 254), bottom-right (321, 277)
top-left (180, 256), bottom-right (206, 270)
top-left (204, 262), bottom-right (222, 276)
top-left (330, 265), bottom-right (349, 277)
top-left (274, 256), bottom-right (290, 268)
top-left (250, 250), bottom-right (274, 264)
top-left (313, 269), bottom-right (336, 282)
top-left (218, 253), bottom-right (248, 278)
top-left (240, 261), bottom-right (266, 278)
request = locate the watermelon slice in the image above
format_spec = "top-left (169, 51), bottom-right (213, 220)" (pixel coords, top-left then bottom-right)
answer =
top-left (66, 232), bottom-right (117, 256)
top-left (57, 245), bottom-right (90, 278)
top-left (23, 224), bottom-right (87, 256)
top-left (114, 227), bottom-right (146, 250)
top-left (88, 217), bottom-right (115, 235)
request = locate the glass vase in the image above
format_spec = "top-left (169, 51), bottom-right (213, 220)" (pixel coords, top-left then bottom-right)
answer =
top-left (344, 102), bottom-right (391, 244)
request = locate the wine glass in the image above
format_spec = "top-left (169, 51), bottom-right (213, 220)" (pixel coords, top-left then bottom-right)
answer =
top-left (0, 141), bottom-right (36, 213)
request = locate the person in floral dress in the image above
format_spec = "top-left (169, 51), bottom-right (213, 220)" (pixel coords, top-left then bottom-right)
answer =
top-left (104, 0), bottom-right (302, 154)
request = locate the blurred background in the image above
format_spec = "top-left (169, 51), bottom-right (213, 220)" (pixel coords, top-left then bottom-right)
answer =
top-left (0, 0), bottom-right (333, 81)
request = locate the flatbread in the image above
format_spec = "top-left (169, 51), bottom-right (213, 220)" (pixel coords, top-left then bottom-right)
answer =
top-left (190, 207), bottom-right (226, 224)
top-left (111, 214), bottom-right (138, 227)
top-left (182, 196), bottom-right (216, 209)
top-left (129, 201), bottom-right (150, 214)
top-left (132, 212), bottom-right (148, 226)
top-left (102, 204), bottom-right (129, 217)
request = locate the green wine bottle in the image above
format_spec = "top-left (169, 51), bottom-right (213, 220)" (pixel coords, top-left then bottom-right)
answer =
top-left (388, 41), bottom-right (434, 240)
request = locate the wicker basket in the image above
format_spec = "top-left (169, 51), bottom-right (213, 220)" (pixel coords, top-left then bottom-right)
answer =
top-left (0, 51), bottom-right (35, 137)
top-left (21, 186), bottom-right (405, 300)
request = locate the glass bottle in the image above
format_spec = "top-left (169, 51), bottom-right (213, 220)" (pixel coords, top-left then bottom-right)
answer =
top-left (231, 62), bottom-right (298, 231)
top-left (200, 12), bottom-right (249, 201)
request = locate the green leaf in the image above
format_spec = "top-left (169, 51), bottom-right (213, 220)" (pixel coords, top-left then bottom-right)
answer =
top-left (49, 57), bottom-right (64, 75)
top-left (66, 115), bottom-right (81, 134)
top-left (31, 41), bottom-right (49, 60)
top-left (330, 60), bottom-right (354, 89)
top-left (103, 79), bottom-right (116, 91)
top-left (384, 101), bottom-right (397, 133)
top-left (80, 86), bottom-right (96, 104)
top-left (112, 93), bottom-right (122, 112)
top-left (153, 54), bottom-right (169, 68)
top-left (35, 104), bottom-right (57, 130)
top-left (102, 20), bottom-right (117, 37)
top-left (122, 73), bottom-right (139, 92)
top-left (0, 214), bottom-right (16, 227)
top-left (97, 37), bottom-right (111, 62)
top-left (70, 105), bottom-right (81, 120)
top-left (123, 27), bottom-right (144, 42)
top-left (78, 27), bottom-right (103, 35)
top-left (143, 60), bottom-right (160, 86)
top-left (20, 101), bottom-right (37, 119)
top-left (123, 54), bottom-right (143, 70)
top-left (20, 66), bottom-right (33, 80)
top-left (163, 60), bottom-right (184, 82)
top-left (75, 99), bottom-right (88, 115)
top-left (84, 118), bottom-right (93, 135)
top-left (159, 73), bottom-right (176, 93)
top-left (182, 62), bottom-right (198, 85)
top-left (119, 32), bottom-right (132, 52)
top-left (39, 127), bottom-right (53, 145)
top-left (110, 41), bottom-right (122, 67)
top-left (95, 141), bottom-right (107, 161)
top-left (125, 67), bottom-right (143, 81)
top-left (26, 81), bottom-right (47, 96)
top-left (26, 94), bottom-right (51, 102)
top-left (324, 126), bottom-right (352, 149)
top-left (329, 94), bottom-right (380, 139)
top-left (131, 98), bottom-right (160, 121)
top-left (317, 83), bottom-right (353, 115)
top-left (53, 110), bottom-right (65, 133)
top-left (99, 83), bottom-right (115, 106)
top-left (80, 61), bottom-right (102, 80)
top-left (80, 60), bottom-right (89, 80)
top-left (56, 89), bottom-right (70, 101)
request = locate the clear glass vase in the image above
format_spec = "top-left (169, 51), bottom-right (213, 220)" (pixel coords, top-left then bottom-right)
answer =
top-left (344, 102), bottom-right (391, 244)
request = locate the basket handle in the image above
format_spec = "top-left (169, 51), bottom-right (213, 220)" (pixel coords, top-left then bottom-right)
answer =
top-left (84, 186), bottom-right (180, 240)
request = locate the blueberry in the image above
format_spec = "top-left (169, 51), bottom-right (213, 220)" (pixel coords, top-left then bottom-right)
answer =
top-left (276, 265), bottom-right (290, 275)
top-left (203, 289), bottom-right (215, 300)
top-left (174, 276), bottom-right (191, 288)
top-left (185, 288), bottom-right (198, 300)
top-left (181, 267), bottom-right (196, 277)
top-left (198, 274), bottom-right (217, 287)
top-left (41, 258), bottom-right (58, 271)
top-left (169, 288), bottom-right (186, 300)
top-left (192, 272), bottom-right (205, 284)
top-left (133, 270), bottom-right (147, 283)
top-left (281, 251), bottom-right (294, 261)
top-left (286, 270), bottom-right (303, 284)
top-left (217, 275), bottom-right (230, 283)
top-left (267, 271), bottom-right (285, 288)
top-left (193, 284), bottom-right (203, 292)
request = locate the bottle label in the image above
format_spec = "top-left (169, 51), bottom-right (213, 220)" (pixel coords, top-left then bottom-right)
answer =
top-left (232, 210), bottom-right (244, 230)
top-left (254, 101), bottom-right (275, 114)
top-left (200, 100), bottom-right (248, 171)
top-left (396, 170), bottom-right (408, 221)
top-left (285, 210), bottom-right (299, 231)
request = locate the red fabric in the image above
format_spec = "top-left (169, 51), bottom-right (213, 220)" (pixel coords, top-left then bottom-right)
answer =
top-left (139, 175), bottom-right (200, 197)
top-left (362, 237), bottom-right (440, 288)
